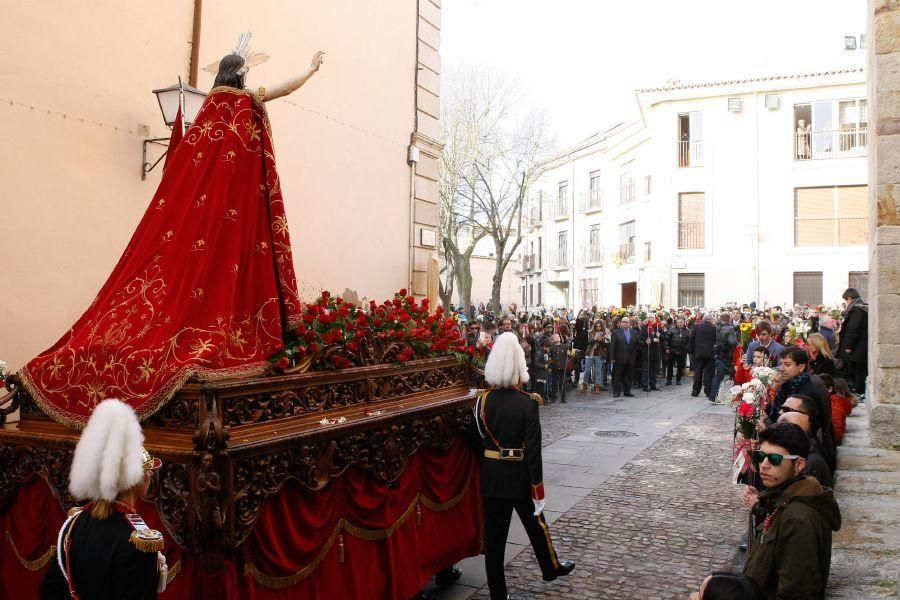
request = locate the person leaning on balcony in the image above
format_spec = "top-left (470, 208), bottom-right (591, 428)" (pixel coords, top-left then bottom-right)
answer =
top-left (470, 333), bottom-right (575, 600)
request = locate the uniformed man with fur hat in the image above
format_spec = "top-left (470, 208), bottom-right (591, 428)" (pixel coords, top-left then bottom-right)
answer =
top-left (472, 332), bottom-right (575, 600)
top-left (39, 399), bottom-right (168, 599)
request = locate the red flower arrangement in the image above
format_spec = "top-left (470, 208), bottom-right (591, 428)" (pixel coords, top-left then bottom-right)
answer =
top-left (269, 290), bottom-right (478, 372)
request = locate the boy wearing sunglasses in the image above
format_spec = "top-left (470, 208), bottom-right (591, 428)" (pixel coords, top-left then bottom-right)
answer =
top-left (741, 422), bottom-right (841, 599)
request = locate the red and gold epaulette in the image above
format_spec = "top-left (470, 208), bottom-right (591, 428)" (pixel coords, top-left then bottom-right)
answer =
top-left (124, 514), bottom-right (165, 553)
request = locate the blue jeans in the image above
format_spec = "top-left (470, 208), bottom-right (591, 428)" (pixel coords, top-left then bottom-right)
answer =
top-left (583, 356), bottom-right (604, 385)
top-left (709, 358), bottom-right (732, 402)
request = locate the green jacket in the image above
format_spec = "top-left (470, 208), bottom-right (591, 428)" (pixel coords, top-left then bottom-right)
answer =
top-left (744, 476), bottom-right (842, 599)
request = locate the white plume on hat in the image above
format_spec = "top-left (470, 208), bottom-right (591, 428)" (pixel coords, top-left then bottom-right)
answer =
top-left (69, 399), bottom-right (146, 502)
top-left (484, 332), bottom-right (529, 389)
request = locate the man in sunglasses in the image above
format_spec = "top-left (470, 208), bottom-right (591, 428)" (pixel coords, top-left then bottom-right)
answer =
top-left (741, 422), bottom-right (841, 599)
top-left (777, 395), bottom-right (833, 488)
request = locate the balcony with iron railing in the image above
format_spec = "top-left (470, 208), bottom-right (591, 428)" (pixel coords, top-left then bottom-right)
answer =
top-left (677, 221), bottom-right (705, 250)
top-left (528, 204), bottom-right (543, 229)
top-left (794, 217), bottom-right (867, 246)
top-left (677, 140), bottom-right (704, 167)
top-left (549, 249), bottom-right (571, 269)
top-left (615, 241), bottom-right (635, 265)
top-left (552, 197), bottom-right (570, 220)
top-left (579, 189), bottom-right (603, 213)
top-left (794, 127), bottom-right (867, 160)
top-left (582, 244), bottom-right (603, 266)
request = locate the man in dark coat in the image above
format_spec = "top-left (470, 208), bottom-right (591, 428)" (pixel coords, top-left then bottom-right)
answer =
top-left (777, 395), bottom-right (833, 489)
top-left (666, 317), bottom-right (690, 385)
top-left (741, 423), bottom-right (841, 599)
top-left (639, 318), bottom-right (663, 392)
top-left (837, 287), bottom-right (868, 396)
top-left (609, 316), bottom-right (637, 398)
top-left (688, 314), bottom-right (717, 398)
top-left (709, 313), bottom-right (740, 403)
top-left (470, 333), bottom-right (574, 600)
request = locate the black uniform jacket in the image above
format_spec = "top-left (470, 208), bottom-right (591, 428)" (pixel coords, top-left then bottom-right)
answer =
top-left (608, 328), bottom-right (637, 365)
top-left (474, 387), bottom-right (544, 501)
top-left (40, 509), bottom-right (159, 600)
top-left (689, 321), bottom-right (717, 359)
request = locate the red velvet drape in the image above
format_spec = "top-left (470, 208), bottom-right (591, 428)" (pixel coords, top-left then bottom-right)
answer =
top-left (0, 441), bottom-right (481, 600)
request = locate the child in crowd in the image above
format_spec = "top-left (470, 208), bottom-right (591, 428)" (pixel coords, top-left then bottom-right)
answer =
top-left (822, 375), bottom-right (858, 445)
top-left (734, 346), bottom-right (769, 385)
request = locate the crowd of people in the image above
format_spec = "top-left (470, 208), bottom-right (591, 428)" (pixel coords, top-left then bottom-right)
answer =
top-left (456, 288), bottom-right (868, 599)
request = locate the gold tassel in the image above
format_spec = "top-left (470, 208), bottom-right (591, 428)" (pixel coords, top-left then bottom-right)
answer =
top-left (338, 533), bottom-right (344, 564)
top-left (416, 503), bottom-right (421, 527)
top-left (129, 531), bottom-right (164, 553)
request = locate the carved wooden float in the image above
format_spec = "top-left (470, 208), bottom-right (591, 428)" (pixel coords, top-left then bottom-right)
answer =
top-left (0, 356), bottom-right (478, 575)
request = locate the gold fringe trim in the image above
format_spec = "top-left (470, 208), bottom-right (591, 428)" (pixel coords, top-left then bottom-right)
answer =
top-left (530, 392), bottom-right (545, 406)
top-left (5, 531), bottom-right (56, 571)
top-left (244, 481), bottom-right (472, 589)
top-left (166, 559), bottom-right (182, 585)
top-left (129, 530), bottom-right (165, 553)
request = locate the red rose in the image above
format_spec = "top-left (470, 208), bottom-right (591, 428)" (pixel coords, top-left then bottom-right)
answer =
top-left (355, 329), bottom-right (367, 339)
top-left (376, 308), bottom-right (386, 317)
top-left (421, 298), bottom-right (430, 310)
top-left (276, 356), bottom-right (290, 369)
top-left (303, 313), bottom-right (316, 324)
top-left (406, 296), bottom-right (416, 305)
top-left (393, 298), bottom-right (402, 308)
top-left (322, 290), bottom-right (331, 302)
top-left (335, 297), bottom-right (344, 305)
top-left (373, 317), bottom-right (383, 327)
top-left (296, 346), bottom-right (307, 356)
top-left (304, 330), bottom-right (316, 342)
top-left (308, 343), bottom-right (320, 353)
top-left (399, 288), bottom-right (408, 296)
top-left (0, 378), bottom-right (5, 389)
top-left (370, 300), bottom-right (378, 310)
top-left (295, 324), bottom-right (307, 336)
top-left (347, 341), bottom-right (359, 352)
top-left (738, 403), bottom-right (755, 418)
top-left (435, 306), bottom-right (444, 315)
top-left (339, 306), bottom-right (350, 319)
top-left (399, 312), bottom-right (411, 323)
top-left (356, 313), bottom-right (368, 326)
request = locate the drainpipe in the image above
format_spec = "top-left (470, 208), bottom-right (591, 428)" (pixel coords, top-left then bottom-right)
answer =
top-left (189, 0), bottom-right (202, 87)
top-left (408, 0), bottom-right (421, 294)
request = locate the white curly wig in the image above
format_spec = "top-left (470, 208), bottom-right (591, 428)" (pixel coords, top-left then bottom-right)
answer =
top-left (484, 332), bottom-right (529, 388)
top-left (69, 399), bottom-right (147, 502)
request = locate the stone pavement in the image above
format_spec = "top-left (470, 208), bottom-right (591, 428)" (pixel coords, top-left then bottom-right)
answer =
top-left (423, 382), bottom-right (745, 599)
top-left (827, 404), bottom-right (900, 599)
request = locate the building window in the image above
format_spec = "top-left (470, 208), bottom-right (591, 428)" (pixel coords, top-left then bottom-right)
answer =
top-left (618, 221), bottom-right (635, 263)
top-left (794, 186), bottom-right (867, 246)
top-left (619, 172), bottom-right (635, 205)
top-left (521, 284), bottom-right (526, 306)
top-left (678, 112), bottom-right (703, 167)
top-left (537, 282), bottom-right (542, 306)
top-left (644, 174), bottom-right (652, 196)
top-left (552, 231), bottom-right (569, 268)
top-left (585, 224), bottom-right (602, 265)
top-left (583, 170), bottom-right (602, 211)
top-left (794, 272), bottom-right (823, 306)
top-left (794, 99), bottom-right (867, 160)
top-left (556, 181), bottom-right (569, 218)
top-left (678, 192), bottom-right (705, 249)
top-left (644, 241), bottom-right (652, 261)
top-left (537, 237), bottom-right (542, 269)
top-left (580, 278), bottom-right (599, 308)
top-left (678, 273), bottom-right (705, 307)
top-left (529, 284), bottom-right (533, 305)
top-left (848, 271), bottom-right (869, 300)
top-left (530, 192), bottom-right (544, 227)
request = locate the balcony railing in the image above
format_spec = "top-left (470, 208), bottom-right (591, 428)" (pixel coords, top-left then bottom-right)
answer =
top-left (528, 205), bottom-right (543, 228)
top-left (677, 140), bottom-right (704, 167)
top-left (582, 244), bottom-right (603, 266)
top-left (550, 249), bottom-right (571, 269)
top-left (794, 217), bottom-right (867, 246)
top-left (579, 189), bottom-right (603, 213)
top-left (795, 127), bottom-right (867, 160)
top-left (552, 197), bottom-right (570, 220)
top-left (616, 242), bottom-right (635, 264)
top-left (677, 221), bottom-right (705, 250)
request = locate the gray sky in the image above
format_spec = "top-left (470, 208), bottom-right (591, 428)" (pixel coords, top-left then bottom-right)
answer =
top-left (442, 0), bottom-right (867, 146)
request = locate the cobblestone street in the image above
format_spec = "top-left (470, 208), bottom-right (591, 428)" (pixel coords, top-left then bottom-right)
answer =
top-left (425, 383), bottom-right (745, 599)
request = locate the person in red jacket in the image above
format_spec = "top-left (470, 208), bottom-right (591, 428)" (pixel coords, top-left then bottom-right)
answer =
top-left (821, 375), bottom-right (858, 445)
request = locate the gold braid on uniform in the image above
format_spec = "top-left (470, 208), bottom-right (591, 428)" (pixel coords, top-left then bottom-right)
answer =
top-left (529, 392), bottom-right (544, 406)
top-left (4, 531), bottom-right (56, 571)
top-left (129, 529), bottom-right (165, 553)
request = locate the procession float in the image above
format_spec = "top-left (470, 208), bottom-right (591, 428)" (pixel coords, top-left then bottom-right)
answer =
top-left (0, 35), bottom-right (483, 599)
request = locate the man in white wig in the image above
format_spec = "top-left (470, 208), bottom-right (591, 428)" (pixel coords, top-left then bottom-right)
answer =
top-left (472, 332), bottom-right (575, 600)
top-left (39, 399), bottom-right (167, 599)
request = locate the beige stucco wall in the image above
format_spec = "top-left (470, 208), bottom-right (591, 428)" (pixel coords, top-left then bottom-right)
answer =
top-left (451, 255), bottom-right (521, 309)
top-left (0, 1), bottom-right (438, 371)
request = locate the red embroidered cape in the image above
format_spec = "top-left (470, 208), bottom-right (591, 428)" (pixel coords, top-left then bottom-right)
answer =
top-left (20, 87), bottom-right (302, 427)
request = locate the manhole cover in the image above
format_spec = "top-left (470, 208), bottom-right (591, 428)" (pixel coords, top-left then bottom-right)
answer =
top-left (593, 430), bottom-right (638, 438)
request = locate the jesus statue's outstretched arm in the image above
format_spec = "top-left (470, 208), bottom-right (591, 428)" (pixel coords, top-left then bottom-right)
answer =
top-left (264, 51), bottom-right (325, 102)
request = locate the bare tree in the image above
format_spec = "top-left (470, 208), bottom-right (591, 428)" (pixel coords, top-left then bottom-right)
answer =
top-left (440, 63), bottom-right (552, 315)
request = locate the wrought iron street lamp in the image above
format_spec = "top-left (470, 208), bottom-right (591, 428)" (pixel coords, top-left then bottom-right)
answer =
top-left (142, 77), bottom-right (207, 180)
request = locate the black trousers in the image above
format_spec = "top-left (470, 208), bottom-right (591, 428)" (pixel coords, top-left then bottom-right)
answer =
top-left (483, 497), bottom-right (560, 600)
top-left (666, 352), bottom-right (686, 383)
top-left (847, 361), bottom-right (867, 395)
top-left (692, 357), bottom-right (715, 395)
top-left (612, 361), bottom-right (633, 395)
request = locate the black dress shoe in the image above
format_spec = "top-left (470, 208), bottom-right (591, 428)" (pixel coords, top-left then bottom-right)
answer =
top-left (665, 380), bottom-right (672, 386)
top-left (691, 391), bottom-right (699, 397)
top-left (434, 566), bottom-right (462, 586)
top-left (624, 393), bottom-right (635, 397)
top-left (543, 559), bottom-right (576, 581)
top-left (676, 380), bottom-right (682, 385)
top-left (613, 393), bottom-right (620, 398)
top-left (650, 386), bottom-right (660, 391)
top-left (642, 386), bottom-right (650, 392)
